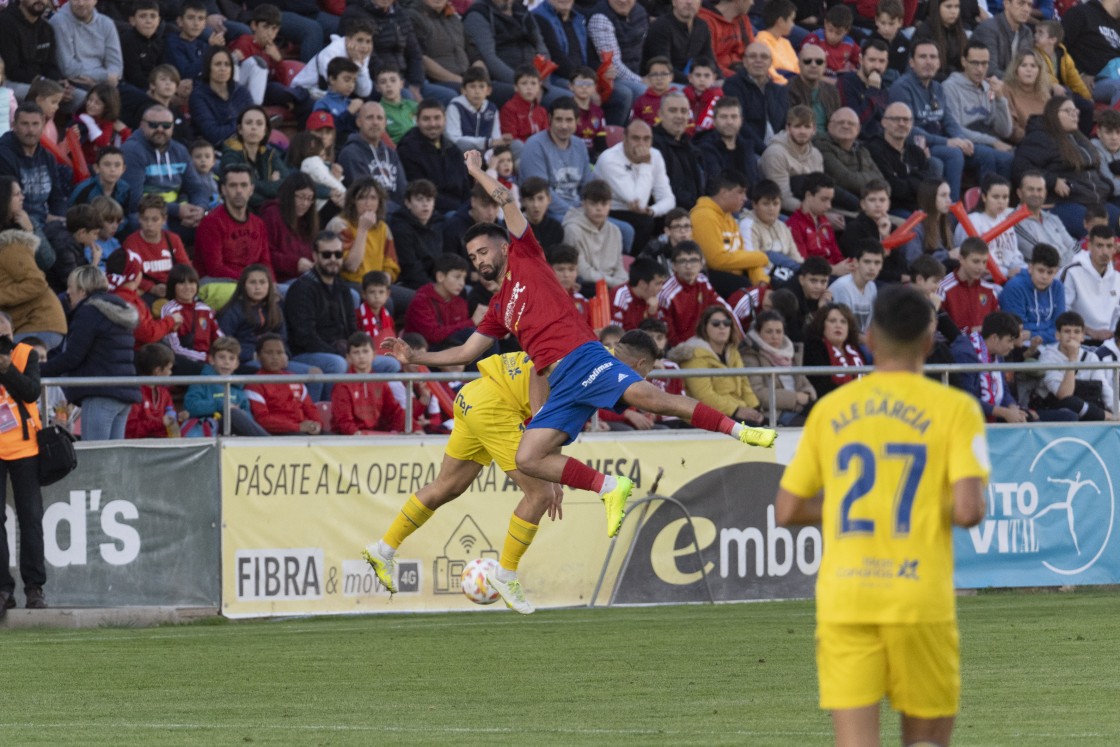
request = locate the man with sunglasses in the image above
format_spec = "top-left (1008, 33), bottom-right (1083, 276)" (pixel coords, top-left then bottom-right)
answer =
top-left (121, 104), bottom-right (209, 233)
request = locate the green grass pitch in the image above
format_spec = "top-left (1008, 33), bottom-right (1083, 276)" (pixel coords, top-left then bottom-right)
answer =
top-left (2, 591), bottom-right (1118, 746)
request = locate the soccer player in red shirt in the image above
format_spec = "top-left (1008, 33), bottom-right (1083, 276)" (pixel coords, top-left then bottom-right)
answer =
top-left (381, 151), bottom-right (777, 543)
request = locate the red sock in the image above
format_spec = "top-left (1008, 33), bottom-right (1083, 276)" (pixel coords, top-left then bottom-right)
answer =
top-left (691, 403), bottom-right (736, 435)
top-left (560, 457), bottom-right (605, 493)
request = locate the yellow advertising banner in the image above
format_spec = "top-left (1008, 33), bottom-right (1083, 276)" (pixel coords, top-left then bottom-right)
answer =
top-left (220, 433), bottom-right (777, 618)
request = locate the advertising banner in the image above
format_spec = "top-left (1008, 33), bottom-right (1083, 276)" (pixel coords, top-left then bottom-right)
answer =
top-left (219, 434), bottom-right (780, 618)
top-left (953, 425), bottom-right (1120, 587)
top-left (5, 442), bottom-right (221, 607)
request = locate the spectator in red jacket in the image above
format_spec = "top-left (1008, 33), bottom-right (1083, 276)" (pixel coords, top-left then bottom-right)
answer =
top-left (126, 343), bottom-right (180, 439)
top-left (194, 165), bottom-right (272, 309)
top-left (106, 249), bottom-right (182, 352)
top-left (403, 253), bottom-right (478, 350)
top-left (658, 241), bottom-right (734, 347)
top-left (121, 194), bottom-right (192, 301)
top-left (611, 257), bottom-right (669, 331)
top-left (786, 172), bottom-right (852, 275)
top-left (246, 334), bottom-right (323, 435)
top-left (938, 237), bottom-right (1001, 333)
top-left (331, 332), bottom-right (407, 435)
top-left (499, 66), bottom-right (549, 144)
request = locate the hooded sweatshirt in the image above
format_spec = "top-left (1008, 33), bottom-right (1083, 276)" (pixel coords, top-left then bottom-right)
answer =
top-left (120, 134), bottom-right (209, 220)
top-left (246, 371), bottom-right (322, 434)
top-left (941, 71), bottom-right (1014, 147)
top-left (48, 3), bottom-right (123, 83)
top-left (999, 271), bottom-right (1066, 345)
top-left (337, 132), bottom-right (407, 206)
top-left (1060, 248), bottom-right (1120, 336)
top-left (759, 129), bottom-right (825, 212)
top-left (329, 369), bottom-right (406, 435)
top-left (0, 132), bottom-right (66, 226)
top-left (562, 206), bottom-right (628, 287)
top-left (291, 34), bottom-right (374, 98)
top-left (690, 196), bottom-right (769, 284)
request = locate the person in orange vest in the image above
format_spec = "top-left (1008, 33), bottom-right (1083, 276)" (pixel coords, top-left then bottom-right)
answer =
top-left (0, 310), bottom-right (47, 615)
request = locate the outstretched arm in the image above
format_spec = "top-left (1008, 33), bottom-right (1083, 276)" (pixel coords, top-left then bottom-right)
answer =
top-left (464, 150), bottom-right (527, 238)
top-left (381, 332), bottom-right (496, 369)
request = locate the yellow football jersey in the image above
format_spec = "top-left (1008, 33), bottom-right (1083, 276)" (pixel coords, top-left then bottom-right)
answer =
top-left (781, 372), bottom-right (990, 624)
top-left (474, 352), bottom-right (534, 420)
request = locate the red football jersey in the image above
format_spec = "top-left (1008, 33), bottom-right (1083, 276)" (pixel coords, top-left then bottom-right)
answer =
top-left (477, 228), bottom-right (598, 370)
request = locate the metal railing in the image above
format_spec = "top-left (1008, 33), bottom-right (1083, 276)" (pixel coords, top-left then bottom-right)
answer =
top-left (39, 358), bottom-right (1120, 437)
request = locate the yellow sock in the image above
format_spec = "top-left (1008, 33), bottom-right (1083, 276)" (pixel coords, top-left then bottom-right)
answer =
top-left (382, 495), bottom-right (434, 550)
top-left (499, 514), bottom-right (539, 572)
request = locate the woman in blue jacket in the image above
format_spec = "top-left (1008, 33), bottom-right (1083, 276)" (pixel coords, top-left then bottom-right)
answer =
top-left (190, 47), bottom-right (254, 147)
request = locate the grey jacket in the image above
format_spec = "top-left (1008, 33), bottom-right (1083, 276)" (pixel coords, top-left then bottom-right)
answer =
top-left (971, 13), bottom-right (1034, 78)
top-left (942, 72), bottom-right (1013, 146)
top-left (1092, 138), bottom-right (1120, 199)
top-left (813, 134), bottom-right (885, 195)
top-left (48, 3), bottom-right (123, 83)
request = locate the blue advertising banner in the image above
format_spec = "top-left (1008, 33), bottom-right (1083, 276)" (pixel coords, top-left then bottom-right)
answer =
top-left (954, 425), bottom-right (1120, 588)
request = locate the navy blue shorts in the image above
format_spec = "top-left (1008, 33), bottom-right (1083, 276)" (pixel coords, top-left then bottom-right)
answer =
top-left (527, 341), bottom-right (644, 444)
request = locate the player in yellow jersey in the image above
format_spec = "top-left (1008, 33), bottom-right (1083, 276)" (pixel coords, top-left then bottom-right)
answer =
top-left (776, 286), bottom-right (989, 747)
top-left (363, 332), bottom-right (660, 614)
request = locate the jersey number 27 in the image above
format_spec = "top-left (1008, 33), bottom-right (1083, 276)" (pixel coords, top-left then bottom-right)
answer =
top-left (837, 442), bottom-right (927, 537)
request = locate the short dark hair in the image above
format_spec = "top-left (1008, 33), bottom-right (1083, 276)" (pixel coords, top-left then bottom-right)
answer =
top-left (131, 0), bottom-right (159, 14)
top-left (435, 253), bottom-right (470, 276)
top-left (751, 179), bottom-right (782, 203)
top-left (548, 97), bottom-right (579, 118)
top-left (313, 230), bottom-right (342, 253)
top-left (980, 311), bottom-right (1021, 340)
top-left (136, 343), bottom-right (175, 375)
top-left (256, 332), bottom-right (286, 355)
top-left (670, 240), bottom-right (703, 261)
top-left (580, 179), bottom-right (612, 204)
top-left (166, 263), bottom-right (200, 302)
top-left (548, 244), bottom-right (579, 266)
top-left (663, 206), bottom-right (690, 226)
top-left (571, 65), bottom-right (597, 82)
top-left (799, 256), bottom-right (833, 278)
top-left (361, 271), bottom-right (391, 290)
top-left (1090, 224), bottom-right (1116, 241)
top-left (221, 164), bottom-right (253, 187)
top-left (348, 332), bottom-right (375, 350)
top-left (405, 178), bottom-right (438, 200)
top-left (327, 57), bottom-right (360, 80)
top-left (628, 257), bottom-right (668, 286)
top-left (520, 177), bottom-right (550, 200)
top-left (712, 97), bottom-right (742, 116)
top-left (762, 0), bottom-right (796, 28)
top-left (417, 98), bottom-right (445, 118)
top-left (690, 57), bottom-right (718, 74)
top-left (825, 4), bottom-right (853, 28)
top-left (707, 169), bottom-right (749, 197)
top-left (66, 204), bottom-right (102, 233)
top-left (876, 0), bottom-right (904, 18)
top-left (342, 17), bottom-right (375, 38)
top-left (1084, 203), bottom-right (1109, 223)
top-left (513, 64), bottom-right (541, 84)
top-left (910, 255), bottom-right (946, 280)
top-left (250, 3), bottom-right (282, 25)
top-left (1030, 243), bottom-right (1060, 268)
top-left (14, 102), bottom-right (44, 120)
top-left (643, 55), bottom-right (673, 75)
top-left (802, 172), bottom-right (835, 199)
top-left (375, 63), bottom-right (402, 80)
top-left (862, 37), bottom-right (890, 55)
top-left (462, 66), bottom-right (491, 87)
top-left (638, 317), bottom-right (668, 335)
top-left (910, 39), bottom-right (940, 59)
top-left (616, 329), bottom-right (661, 361)
top-left (95, 145), bottom-right (124, 163)
top-left (861, 178), bottom-right (891, 199)
top-left (960, 236), bottom-right (989, 258)
top-left (188, 138), bottom-right (214, 154)
top-left (463, 222), bottom-right (510, 247)
top-left (1055, 310), bottom-right (1085, 330)
top-left (850, 239), bottom-right (885, 259)
top-left (1097, 108), bottom-right (1120, 132)
top-left (1018, 169), bottom-right (1047, 187)
top-left (964, 39), bottom-right (989, 58)
top-left (179, 0), bottom-right (207, 15)
top-left (871, 285), bottom-right (934, 347)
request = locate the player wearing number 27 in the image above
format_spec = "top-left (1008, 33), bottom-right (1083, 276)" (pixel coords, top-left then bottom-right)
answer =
top-left (776, 286), bottom-right (990, 747)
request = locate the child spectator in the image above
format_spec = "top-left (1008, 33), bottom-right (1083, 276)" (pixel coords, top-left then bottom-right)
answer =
top-left (787, 173), bottom-right (849, 274)
top-left (785, 257), bottom-right (835, 342)
top-left (632, 56), bottom-right (675, 127)
top-left (500, 65), bottom-right (549, 144)
top-left (28, 78), bottom-right (65, 149)
top-left (611, 257), bottom-right (668, 331)
top-left (120, 0), bottom-right (166, 90)
top-left (69, 146), bottom-right (131, 212)
top-left (1075, 204), bottom-right (1110, 255)
top-left (44, 204), bottom-right (101, 295)
top-left (637, 317), bottom-right (687, 426)
top-left (165, 0), bottom-right (223, 93)
top-left (289, 130), bottom-right (346, 211)
top-left (218, 264), bottom-right (288, 365)
top-left (246, 334), bottom-right (324, 435)
top-left (548, 244), bottom-right (593, 325)
top-left (910, 254), bottom-right (962, 346)
top-left (356, 271), bottom-right (396, 349)
top-left (403, 253), bottom-right (476, 350)
top-left (390, 179), bottom-right (445, 290)
top-left (938, 237), bottom-right (1001, 333)
top-left (125, 343), bottom-right (180, 439)
top-left (869, 0), bottom-right (909, 83)
top-left (307, 110), bottom-right (340, 166)
top-left (757, 0), bottom-right (800, 84)
top-left (598, 324), bottom-right (624, 349)
top-left (1037, 311), bottom-right (1117, 421)
top-left (106, 248), bottom-right (183, 351)
top-left (190, 139), bottom-right (222, 211)
top-left (90, 195), bottom-right (124, 269)
top-left (313, 58), bottom-right (363, 142)
top-left (801, 5), bottom-right (860, 76)
top-left (742, 179), bottom-right (802, 275)
top-left (953, 174), bottom-right (1026, 281)
top-left (122, 195), bottom-right (192, 301)
top-left (1093, 109), bottom-right (1120, 202)
top-left (162, 263), bottom-right (222, 363)
top-left (485, 145), bottom-right (520, 208)
top-left (999, 243), bottom-right (1066, 345)
top-left (330, 332), bottom-right (407, 435)
top-left (659, 241), bottom-right (731, 347)
top-left (74, 84), bottom-right (131, 167)
top-left (684, 58), bottom-right (723, 133)
top-left (291, 19), bottom-right (376, 102)
top-left (183, 336), bottom-right (270, 437)
top-left (563, 180), bottom-right (628, 290)
top-left (827, 240), bottom-right (883, 338)
top-left (570, 67), bottom-right (607, 160)
top-left (521, 177), bottom-right (564, 250)
top-left (229, 4), bottom-right (311, 117)
top-left (1034, 21), bottom-right (1092, 107)
top-left (398, 332), bottom-right (453, 433)
top-left (641, 207), bottom-right (693, 274)
top-left (445, 67), bottom-right (505, 154)
top-left (376, 65), bottom-right (418, 144)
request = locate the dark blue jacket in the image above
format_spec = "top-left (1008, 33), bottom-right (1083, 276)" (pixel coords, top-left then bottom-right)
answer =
top-left (40, 293), bottom-right (140, 405)
top-left (534, 2), bottom-right (592, 80)
top-left (0, 132), bottom-right (67, 226)
top-left (722, 72), bottom-right (790, 155)
top-left (218, 299), bottom-right (289, 364)
top-left (950, 332), bottom-right (1015, 417)
top-left (189, 82), bottom-right (254, 146)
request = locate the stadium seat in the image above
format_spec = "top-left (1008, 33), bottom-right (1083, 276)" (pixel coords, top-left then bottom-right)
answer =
top-left (622, 254), bottom-right (634, 272)
top-left (605, 125), bottom-right (625, 148)
top-left (275, 60), bottom-right (305, 88)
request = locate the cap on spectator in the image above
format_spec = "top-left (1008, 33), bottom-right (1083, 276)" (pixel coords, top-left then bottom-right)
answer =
top-left (107, 251), bottom-right (143, 291)
top-left (307, 111), bottom-right (335, 131)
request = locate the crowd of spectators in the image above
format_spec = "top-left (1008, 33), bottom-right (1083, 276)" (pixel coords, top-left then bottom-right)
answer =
top-left (2, 0), bottom-right (1120, 438)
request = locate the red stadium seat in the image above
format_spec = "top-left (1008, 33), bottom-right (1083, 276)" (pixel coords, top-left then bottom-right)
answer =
top-left (605, 125), bottom-right (625, 148)
top-left (275, 60), bottom-right (305, 88)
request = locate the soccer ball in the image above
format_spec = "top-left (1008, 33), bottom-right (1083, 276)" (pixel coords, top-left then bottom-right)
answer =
top-left (461, 558), bottom-right (500, 605)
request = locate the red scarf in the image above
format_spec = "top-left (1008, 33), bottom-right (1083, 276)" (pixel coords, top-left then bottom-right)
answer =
top-left (826, 342), bottom-right (864, 385)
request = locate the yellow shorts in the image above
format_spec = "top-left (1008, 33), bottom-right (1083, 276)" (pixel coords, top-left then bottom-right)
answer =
top-left (816, 621), bottom-right (960, 718)
top-left (444, 379), bottom-right (525, 473)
